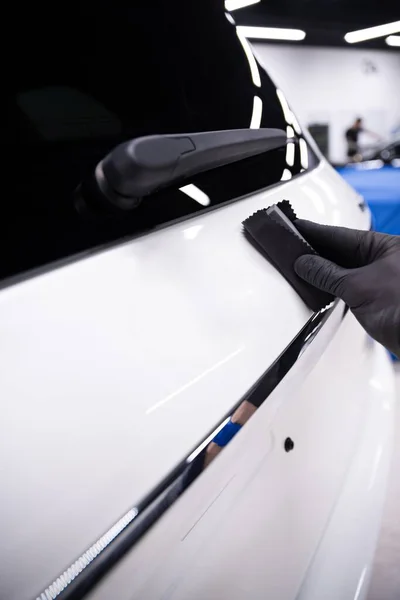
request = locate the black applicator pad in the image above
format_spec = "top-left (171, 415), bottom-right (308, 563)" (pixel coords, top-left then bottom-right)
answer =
top-left (242, 200), bottom-right (334, 312)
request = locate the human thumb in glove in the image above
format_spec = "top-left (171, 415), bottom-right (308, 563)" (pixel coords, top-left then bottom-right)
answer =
top-left (293, 221), bottom-right (400, 358)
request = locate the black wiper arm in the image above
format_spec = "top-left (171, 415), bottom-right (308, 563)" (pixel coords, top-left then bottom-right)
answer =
top-left (87, 128), bottom-right (286, 211)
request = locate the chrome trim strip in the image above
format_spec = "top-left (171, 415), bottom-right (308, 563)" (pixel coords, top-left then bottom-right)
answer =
top-left (35, 300), bottom-right (343, 600)
top-left (37, 509), bottom-right (138, 600)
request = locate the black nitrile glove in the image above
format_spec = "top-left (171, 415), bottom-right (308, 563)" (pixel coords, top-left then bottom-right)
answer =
top-left (294, 220), bottom-right (400, 358)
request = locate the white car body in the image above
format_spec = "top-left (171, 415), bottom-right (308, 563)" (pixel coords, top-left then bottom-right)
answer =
top-left (2, 2), bottom-right (396, 599)
top-left (1, 159), bottom-right (396, 600)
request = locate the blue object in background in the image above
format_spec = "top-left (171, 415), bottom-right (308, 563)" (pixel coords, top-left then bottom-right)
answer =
top-left (336, 166), bottom-right (400, 236)
top-left (337, 165), bottom-right (400, 362)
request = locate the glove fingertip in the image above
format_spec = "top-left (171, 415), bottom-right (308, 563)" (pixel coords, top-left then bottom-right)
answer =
top-left (294, 254), bottom-right (318, 278)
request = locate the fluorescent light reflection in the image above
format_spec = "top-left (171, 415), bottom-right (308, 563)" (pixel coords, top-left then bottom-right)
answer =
top-left (179, 184), bottom-right (210, 206)
top-left (37, 508), bottom-right (139, 600)
top-left (314, 176), bottom-right (338, 206)
top-left (286, 142), bottom-right (295, 167)
top-left (302, 184), bottom-right (325, 214)
top-left (183, 225), bottom-right (203, 240)
top-left (237, 26), bottom-right (306, 41)
top-left (225, 12), bottom-right (236, 25)
top-left (368, 445), bottom-right (383, 491)
top-left (250, 96), bottom-right (263, 129)
top-left (225, 0), bottom-right (260, 11)
top-left (187, 417), bottom-right (231, 463)
top-left (290, 112), bottom-right (302, 134)
top-left (299, 138), bottom-right (309, 169)
top-left (354, 567), bottom-right (368, 600)
top-left (276, 89), bottom-right (302, 133)
top-left (276, 89), bottom-right (292, 123)
top-left (281, 169), bottom-right (292, 181)
top-left (286, 125), bottom-right (295, 138)
top-left (146, 348), bottom-right (243, 415)
top-left (236, 28), bottom-right (261, 87)
top-left (345, 21), bottom-right (400, 43)
top-left (386, 35), bottom-right (400, 47)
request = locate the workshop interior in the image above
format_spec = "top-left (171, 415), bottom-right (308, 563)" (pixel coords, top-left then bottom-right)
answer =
top-left (2, 2), bottom-right (399, 600)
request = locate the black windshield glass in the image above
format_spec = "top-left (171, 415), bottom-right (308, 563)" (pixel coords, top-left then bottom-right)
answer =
top-left (5, 0), bottom-right (318, 282)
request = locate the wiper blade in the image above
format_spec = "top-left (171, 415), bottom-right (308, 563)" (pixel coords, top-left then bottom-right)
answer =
top-left (80, 128), bottom-right (286, 212)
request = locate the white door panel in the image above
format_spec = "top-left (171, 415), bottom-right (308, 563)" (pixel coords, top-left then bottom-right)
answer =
top-left (296, 343), bottom-right (396, 600)
top-left (86, 314), bottom-right (396, 600)
top-left (0, 161), bottom-right (370, 599)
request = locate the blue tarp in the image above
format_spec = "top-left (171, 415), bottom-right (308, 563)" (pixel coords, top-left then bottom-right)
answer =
top-left (337, 165), bottom-right (400, 361)
top-left (336, 166), bottom-right (400, 235)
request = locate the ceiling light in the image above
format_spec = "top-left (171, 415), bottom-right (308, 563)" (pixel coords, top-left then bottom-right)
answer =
top-left (344, 21), bottom-right (400, 44)
top-left (237, 26), bottom-right (306, 41)
top-left (386, 35), bottom-right (400, 47)
top-left (225, 0), bottom-right (261, 11)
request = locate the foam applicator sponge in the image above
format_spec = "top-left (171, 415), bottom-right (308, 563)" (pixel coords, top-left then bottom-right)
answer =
top-left (242, 200), bottom-right (334, 311)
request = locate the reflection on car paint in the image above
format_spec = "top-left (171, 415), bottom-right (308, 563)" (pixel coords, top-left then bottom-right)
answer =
top-left (35, 301), bottom-right (342, 600)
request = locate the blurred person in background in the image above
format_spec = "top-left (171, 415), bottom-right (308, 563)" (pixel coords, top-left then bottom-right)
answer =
top-left (345, 117), bottom-right (380, 162)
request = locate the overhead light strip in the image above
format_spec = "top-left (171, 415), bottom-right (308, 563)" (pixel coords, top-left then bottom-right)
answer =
top-left (225, 0), bottom-right (261, 11)
top-left (344, 21), bottom-right (400, 44)
top-left (386, 35), bottom-right (400, 47)
top-left (236, 26), bottom-right (306, 41)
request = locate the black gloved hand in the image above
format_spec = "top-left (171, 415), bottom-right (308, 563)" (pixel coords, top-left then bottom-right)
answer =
top-left (293, 220), bottom-right (400, 357)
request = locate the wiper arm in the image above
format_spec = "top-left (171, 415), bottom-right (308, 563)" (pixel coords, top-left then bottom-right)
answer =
top-left (81, 128), bottom-right (286, 212)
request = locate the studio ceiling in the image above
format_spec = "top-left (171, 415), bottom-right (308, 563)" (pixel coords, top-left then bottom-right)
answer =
top-left (232, 0), bottom-right (400, 49)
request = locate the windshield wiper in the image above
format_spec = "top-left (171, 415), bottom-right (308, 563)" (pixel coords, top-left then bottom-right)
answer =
top-left (78, 128), bottom-right (286, 212)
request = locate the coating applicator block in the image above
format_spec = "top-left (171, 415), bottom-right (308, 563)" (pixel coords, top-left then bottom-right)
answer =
top-left (242, 201), bottom-right (334, 311)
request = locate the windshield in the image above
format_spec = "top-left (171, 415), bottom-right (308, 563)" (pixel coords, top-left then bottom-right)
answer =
top-left (5, 0), bottom-right (318, 283)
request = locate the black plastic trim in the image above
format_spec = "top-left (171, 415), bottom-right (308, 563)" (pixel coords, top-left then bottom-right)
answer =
top-left (97, 128), bottom-right (287, 209)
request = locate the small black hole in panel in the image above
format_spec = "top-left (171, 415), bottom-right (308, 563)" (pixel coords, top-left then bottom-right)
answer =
top-left (284, 437), bottom-right (295, 452)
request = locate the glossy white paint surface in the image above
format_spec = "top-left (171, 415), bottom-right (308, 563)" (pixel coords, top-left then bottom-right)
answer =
top-left (0, 160), bottom-right (386, 599)
top-left (86, 314), bottom-right (396, 600)
top-left (296, 341), bottom-right (396, 600)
